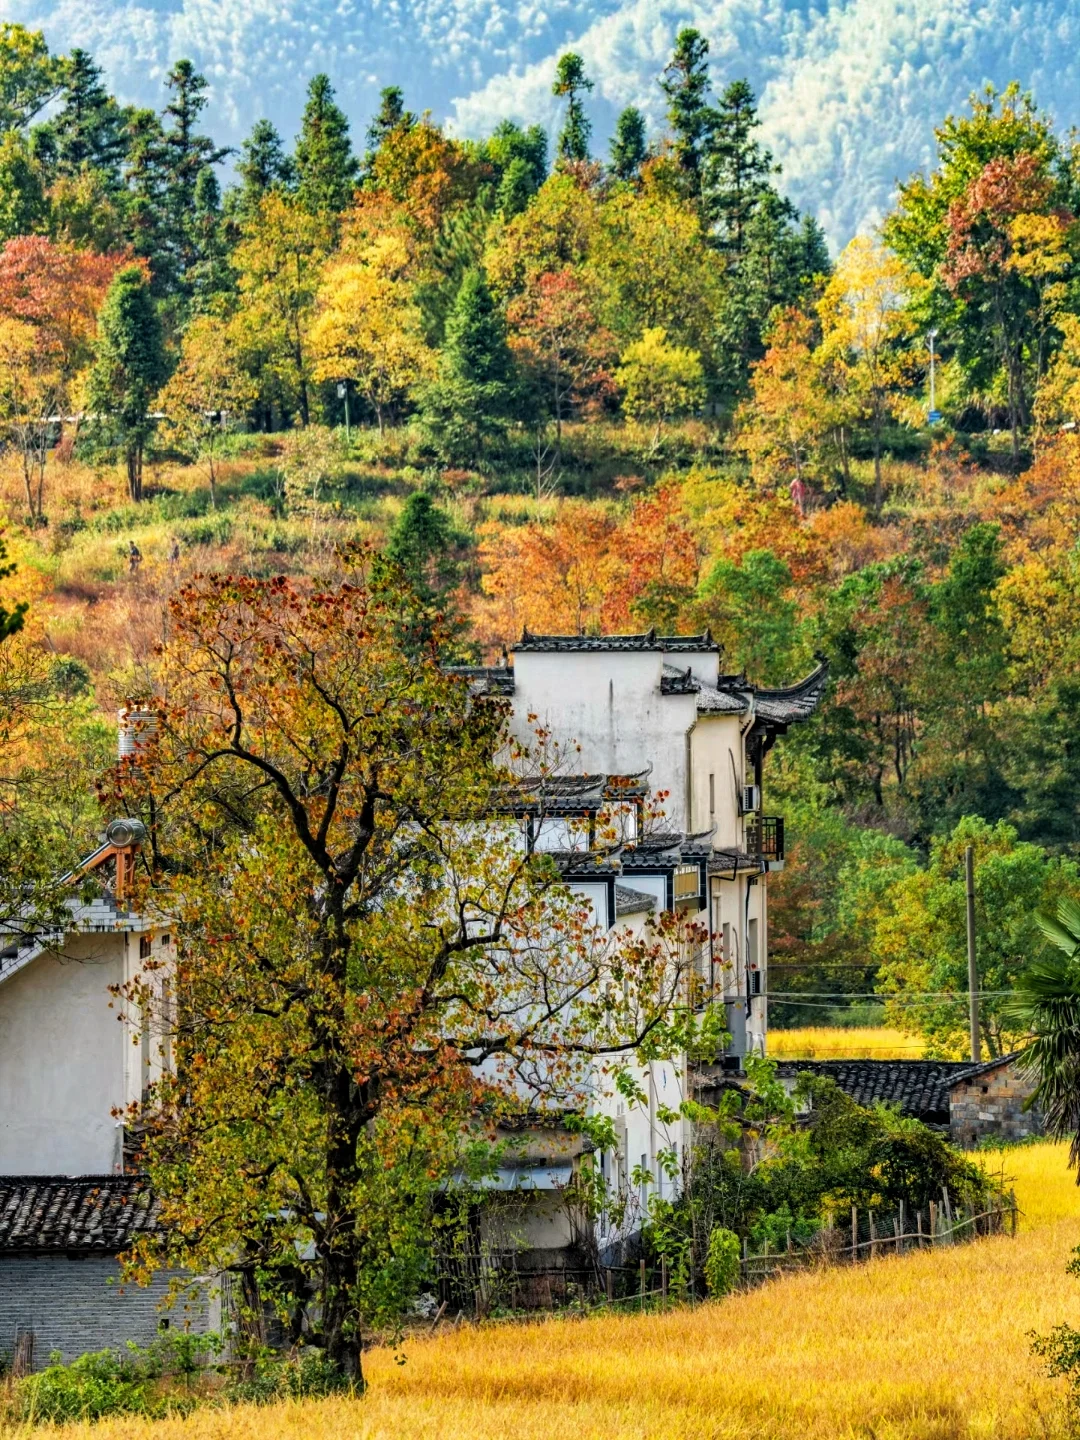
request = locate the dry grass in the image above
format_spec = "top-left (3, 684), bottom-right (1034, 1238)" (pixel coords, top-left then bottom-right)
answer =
top-left (10, 1141), bottom-right (1080, 1440)
top-left (767, 1026), bottom-right (928, 1059)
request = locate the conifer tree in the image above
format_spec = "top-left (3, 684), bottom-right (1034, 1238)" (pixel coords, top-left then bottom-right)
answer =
top-left (233, 118), bottom-right (294, 215)
top-left (553, 53), bottom-right (593, 163)
top-left (660, 28), bottom-right (715, 191)
top-left (610, 106), bottom-right (647, 182)
top-left (295, 74), bottom-right (358, 215)
top-left (704, 79), bottom-right (778, 254)
top-left (363, 85), bottom-right (413, 173)
top-left (420, 267), bottom-right (516, 463)
top-left (159, 60), bottom-right (230, 292)
top-left (85, 263), bottom-right (167, 501)
top-left (37, 48), bottom-right (127, 185)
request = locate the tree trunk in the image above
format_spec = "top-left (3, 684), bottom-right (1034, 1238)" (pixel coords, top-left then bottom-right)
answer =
top-left (207, 453), bottom-right (217, 511)
top-left (872, 414), bottom-right (883, 517)
top-left (127, 444), bottom-right (143, 502)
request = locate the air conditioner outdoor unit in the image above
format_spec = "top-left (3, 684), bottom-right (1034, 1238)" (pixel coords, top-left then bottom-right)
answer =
top-left (742, 784), bottom-right (761, 814)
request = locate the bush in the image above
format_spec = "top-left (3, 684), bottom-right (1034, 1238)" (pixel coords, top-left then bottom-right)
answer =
top-left (704, 1227), bottom-right (741, 1298)
top-left (12, 1349), bottom-right (155, 1423)
top-left (225, 1348), bottom-right (350, 1405)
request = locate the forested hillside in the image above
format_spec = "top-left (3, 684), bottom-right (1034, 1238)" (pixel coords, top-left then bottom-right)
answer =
top-left (1, 22), bottom-right (1080, 1055)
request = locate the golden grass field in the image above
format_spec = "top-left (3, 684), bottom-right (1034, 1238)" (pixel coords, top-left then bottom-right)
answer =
top-left (767, 1026), bottom-right (928, 1059)
top-left (9, 1141), bottom-right (1080, 1440)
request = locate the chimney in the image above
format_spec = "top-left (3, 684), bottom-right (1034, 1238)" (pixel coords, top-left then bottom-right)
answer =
top-left (117, 703), bottom-right (158, 761)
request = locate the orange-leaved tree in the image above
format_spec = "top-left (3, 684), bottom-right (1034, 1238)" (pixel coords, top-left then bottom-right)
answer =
top-left (112, 553), bottom-right (709, 1381)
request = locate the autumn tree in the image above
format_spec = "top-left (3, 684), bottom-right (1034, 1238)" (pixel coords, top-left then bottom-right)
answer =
top-left (232, 191), bottom-right (334, 426)
top-left (84, 263), bottom-right (167, 501)
top-left (506, 266), bottom-right (614, 488)
top-left (114, 558), bottom-right (706, 1379)
top-left (156, 315), bottom-right (257, 506)
top-left (818, 236), bottom-right (920, 512)
top-left (0, 236), bottom-right (124, 516)
top-left (604, 480), bottom-right (698, 631)
top-left (736, 308), bottom-right (830, 495)
top-left (309, 234), bottom-right (434, 436)
top-left (615, 327), bottom-right (705, 446)
top-left (475, 501), bottom-right (618, 640)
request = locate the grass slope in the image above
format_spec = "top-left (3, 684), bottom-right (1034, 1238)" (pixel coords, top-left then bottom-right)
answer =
top-left (13, 1142), bottom-right (1080, 1440)
top-left (767, 1027), bottom-right (928, 1059)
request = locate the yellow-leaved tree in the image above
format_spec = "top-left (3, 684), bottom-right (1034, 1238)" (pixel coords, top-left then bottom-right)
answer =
top-left (157, 315), bottom-right (258, 508)
top-left (309, 234), bottom-right (434, 436)
top-left (615, 326), bottom-right (705, 449)
top-left (817, 235), bottom-right (920, 513)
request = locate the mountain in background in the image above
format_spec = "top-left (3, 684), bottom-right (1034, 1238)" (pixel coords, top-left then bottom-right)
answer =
top-left (9, 0), bottom-right (1080, 244)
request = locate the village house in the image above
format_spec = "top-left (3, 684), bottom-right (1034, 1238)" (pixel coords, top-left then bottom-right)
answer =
top-left (455, 630), bottom-right (827, 1273)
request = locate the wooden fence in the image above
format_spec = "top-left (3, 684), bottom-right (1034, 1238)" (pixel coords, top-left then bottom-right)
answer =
top-left (434, 1187), bottom-right (1019, 1319)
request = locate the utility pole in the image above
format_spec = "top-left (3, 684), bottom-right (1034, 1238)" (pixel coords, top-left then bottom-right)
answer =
top-left (965, 845), bottom-right (980, 1062)
top-left (337, 381), bottom-right (351, 446)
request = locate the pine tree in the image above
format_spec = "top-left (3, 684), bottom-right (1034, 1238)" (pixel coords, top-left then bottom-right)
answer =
top-left (85, 264), bottom-right (168, 501)
top-left (295, 74), bottom-right (358, 216)
top-left (704, 79), bottom-right (778, 254)
top-left (610, 106), bottom-right (647, 182)
top-left (553, 53), bottom-right (593, 163)
top-left (420, 267), bottom-right (517, 463)
top-left (122, 107), bottom-right (172, 290)
top-left (161, 60), bottom-right (230, 289)
top-left (37, 48), bottom-right (127, 185)
top-left (363, 85), bottom-right (413, 173)
top-left (386, 492), bottom-right (472, 654)
top-left (189, 166), bottom-right (232, 307)
top-left (660, 28), bottom-right (715, 191)
top-left (234, 118), bottom-right (294, 212)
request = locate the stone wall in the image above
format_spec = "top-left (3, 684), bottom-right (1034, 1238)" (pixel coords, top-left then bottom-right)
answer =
top-left (0, 1257), bottom-right (209, 1369)
top-left (949, 1061), bottom-right (1042, 1148)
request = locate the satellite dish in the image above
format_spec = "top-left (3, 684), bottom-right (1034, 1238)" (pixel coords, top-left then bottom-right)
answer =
top-left (106, 818), bottom-right (147, 848)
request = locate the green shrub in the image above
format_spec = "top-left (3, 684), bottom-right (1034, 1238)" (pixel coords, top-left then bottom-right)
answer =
top-left (225, 1348), bottom-right (350, 1405)
top-left (12, 1349), bottom-right (154, 1422)
top-left (704, 1227), bottom-right (741, 1298)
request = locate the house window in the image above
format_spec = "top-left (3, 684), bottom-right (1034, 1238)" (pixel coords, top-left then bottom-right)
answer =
top-left (139, 936), bottom-right (152, 959)
top-left (709, 773), bottom-right (715, 817)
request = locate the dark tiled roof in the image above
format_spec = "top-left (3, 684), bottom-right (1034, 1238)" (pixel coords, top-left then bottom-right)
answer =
top-left (752, 662), bottom-right (829, 727)
top-left (508, 771), bottom-right (650, 815)
top-left (514, 629), bottom-right (719, 654)
top-left (708, 848), bottom-right (765, 876)
top-left (445, 665), bottom-right (515, 696)
top-left (774, 1060), bottom-right (980, 1124)
top-left (0, 1175), bottom-right (159, 1253)
top-left (615, 885), bottom-right (657, 917)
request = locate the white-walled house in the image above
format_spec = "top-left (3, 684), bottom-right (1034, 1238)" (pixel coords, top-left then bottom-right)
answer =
top-left (0, 826), bottom-right (206, 1370)
top-left (454, 629), bottom-right (827, 1271)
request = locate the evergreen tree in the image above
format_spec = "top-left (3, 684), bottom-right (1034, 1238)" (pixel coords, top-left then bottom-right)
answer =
top-left (610, 106), bottom-right (647, 182)
top-left (160, 60), bottom-right (230, 290)
top-left (659, 27), bottom-right (715, 190)
top-left (704, 79), bottom-right (778, 254)
top-left (85, 264), bottom-right (168, 501)
top-left (363, 85), bottom-right (413, 173)
top-left (234, 118), bottom-right (294, 213)
top-left (37, 48), bottom-right (127, 185)
top-left (295, 74), bottom-right (358, 215)
top-left (420, 267), bottom-right (517, 463)
top-left (122, 107), bottom-right (173, 293)
top-left (188, 166), bottom-right (232, 307)
top-left (386, 492), bottom-right (473, 654)
top-left (553, 53), bottom-right (593, 163)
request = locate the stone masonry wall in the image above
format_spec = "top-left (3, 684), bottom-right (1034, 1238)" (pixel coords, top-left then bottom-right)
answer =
top-left (949, 1061), bottom-right (1042, 1148)
top-left (0, 1257), bottom-right (208, 1370)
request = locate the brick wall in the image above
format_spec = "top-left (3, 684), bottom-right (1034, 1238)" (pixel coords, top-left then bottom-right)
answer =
top-left (949, 1061), bottom-right (1042, 1148)
top-left (0, 1257), bottom-right (209, 1369)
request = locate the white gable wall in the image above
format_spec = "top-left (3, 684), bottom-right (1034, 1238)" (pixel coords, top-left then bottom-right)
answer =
top-left (509, 651), bottom-right (699, 831)
top-left (0, 934), bottom-right (129, 1175)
